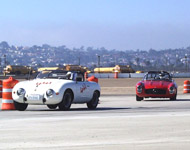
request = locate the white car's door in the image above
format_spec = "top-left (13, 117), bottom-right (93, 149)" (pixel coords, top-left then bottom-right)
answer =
top-left (75, 81), bottom-right (91, 102)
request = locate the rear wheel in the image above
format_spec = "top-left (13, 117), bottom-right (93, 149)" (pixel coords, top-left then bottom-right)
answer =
top-left (87, 91), bottom-right (99, 109)
top-left (59, 91), bottom-right (73, 111)
top-left (47, 104), bottom-right (57, 109)
top-left (14, 101), bottom-right (28, 111)
top-left (136, 95), bottom-right (143, 101)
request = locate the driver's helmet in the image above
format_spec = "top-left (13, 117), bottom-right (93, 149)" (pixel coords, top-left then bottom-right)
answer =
top-left (66, 71), bottom-right (73, 80)
top-left (159, 73), bottom-right (165, 79)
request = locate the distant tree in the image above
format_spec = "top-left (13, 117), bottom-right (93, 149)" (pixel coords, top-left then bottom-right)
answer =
top-left (144, 60), bottom-right (151, 67)
top-left (0, 41), bottom-right (10, 48)
top-left (42, 44), bottom-right (51, 49)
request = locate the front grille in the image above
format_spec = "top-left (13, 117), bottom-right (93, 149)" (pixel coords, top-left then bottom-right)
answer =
top-left (145, 89), bottom-right (166, 95)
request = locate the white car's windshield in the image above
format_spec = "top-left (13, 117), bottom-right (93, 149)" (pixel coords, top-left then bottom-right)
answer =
top-left (36, 70), bottom-right (68, 79)
top-left (36, 70), bottom-right (85, 81)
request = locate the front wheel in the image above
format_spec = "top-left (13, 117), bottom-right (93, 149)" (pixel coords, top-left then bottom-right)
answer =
top-left (14, 101), bottom-right (28, 111)
top-left (136, 95), bottom-right (143, 101)
top-left (59, 91), bottom-right (73, 111)
top-left (170, 94), bottom-right (177, 100)
top-left (47, 104), bottom-right (57, 109)
top-left (87, 91), bottom-right (99, 110)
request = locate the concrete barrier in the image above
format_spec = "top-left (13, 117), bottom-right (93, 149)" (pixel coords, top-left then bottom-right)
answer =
top-left (89, 73), bottom-right (145, 78)
top-left (88, 73), bottom-right (190, 78)
top-left (172, 73), bottom-right (190, 78)
top-left (130, 73), bottom-right (146, 78)
top-left (89, 73), bottom-right (114, 78)
top-left (0, 72), bottom-right (188, 79)
top-left (118, 73), bottom-right (130, 78)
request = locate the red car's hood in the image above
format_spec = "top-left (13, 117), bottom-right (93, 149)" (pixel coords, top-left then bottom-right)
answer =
top-left (143, 80), bottom-right (171, 89)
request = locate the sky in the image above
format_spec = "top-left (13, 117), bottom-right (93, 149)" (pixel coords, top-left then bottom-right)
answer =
top-left (0, 0), bottom-right (190, 50)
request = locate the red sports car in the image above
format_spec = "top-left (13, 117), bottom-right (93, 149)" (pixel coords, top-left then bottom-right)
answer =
top-left (136, 71), bottom-right (177, 101)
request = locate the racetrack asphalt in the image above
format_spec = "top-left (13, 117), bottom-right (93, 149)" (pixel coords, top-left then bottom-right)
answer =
top-left (0, 93), bottom-right (190, 150)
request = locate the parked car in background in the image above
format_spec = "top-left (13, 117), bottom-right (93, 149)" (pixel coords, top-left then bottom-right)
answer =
top-left (136, 71), bottom-right (177, 101)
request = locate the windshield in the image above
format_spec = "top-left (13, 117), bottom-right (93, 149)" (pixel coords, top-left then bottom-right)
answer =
top-left (36, 70), bottom-right (68, 79)
top-left (36, 70), bottom-right (85, 81)
top-left (143, 72), bottom-right (171, 81)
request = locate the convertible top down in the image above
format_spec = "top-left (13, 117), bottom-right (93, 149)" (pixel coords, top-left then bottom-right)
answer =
top-left (12, 70), bottom-right (101, 111)
top-left (136, 71), bottom-right (177, 101)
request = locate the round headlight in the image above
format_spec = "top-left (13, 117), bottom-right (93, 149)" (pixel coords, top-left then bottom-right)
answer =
top-left (46, 89), bottom-right (54, 97)
top-left (170, 86), bottom-right (174, 91)
top-left (17, 88), bottom-right (26, 96)
top-left (137, 85), bottom-right (143, 93)
top-left (169, 86), bottom-right (175, 94)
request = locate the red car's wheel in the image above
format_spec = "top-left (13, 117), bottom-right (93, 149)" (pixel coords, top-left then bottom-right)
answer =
top-left (170, 94), bottom-right (177, 100)
top-left (136, 95), bottom-right (143, 101)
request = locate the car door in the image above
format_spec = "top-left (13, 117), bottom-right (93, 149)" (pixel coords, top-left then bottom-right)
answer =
top-left (71, 72), bottom-right (90, 102)
top-left (75, 81), bottom-right (91, 102)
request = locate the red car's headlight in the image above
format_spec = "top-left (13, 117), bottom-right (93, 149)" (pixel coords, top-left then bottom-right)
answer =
top-left (169, 86), bottom-right (175, 94)
top-left (137, 85), bottom-right (143, 93)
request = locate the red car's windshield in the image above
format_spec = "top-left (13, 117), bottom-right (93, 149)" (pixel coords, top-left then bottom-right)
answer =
top-left (143, 72), bottom-right (172, 81)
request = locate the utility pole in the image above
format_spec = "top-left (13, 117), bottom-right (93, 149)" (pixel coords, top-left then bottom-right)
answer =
top-left (78, 57), bottom-right (80, 66)
top-left (98, 55), bottom-right (100, 73)
top-left (185, 54), bottom-right (188, 72)
top-left (4, 54), bottom-right (6, 67)
top-left (4, 55), bottom-right (6, 76)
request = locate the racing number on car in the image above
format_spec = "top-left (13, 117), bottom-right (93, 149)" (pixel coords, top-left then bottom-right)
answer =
top-left (80, 83), bottom-right (87, 93)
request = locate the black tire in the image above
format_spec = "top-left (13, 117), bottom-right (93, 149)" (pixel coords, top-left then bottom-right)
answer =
top-left (47, 104), bottom-right (57, 109)
top-left (170, 94), bottom-right (177, 100)
top-left (87, 91), bottom-right (99, 110)
top-left (14, 101), bottom-right (28, 111)
top-left (136, 95), bottom-right (143, 101)
top-left (59, 91), bottom-right (73, 111)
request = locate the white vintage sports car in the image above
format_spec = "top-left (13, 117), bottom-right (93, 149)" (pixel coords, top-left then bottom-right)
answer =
top-left (12, 70), bottom-right (101, 111)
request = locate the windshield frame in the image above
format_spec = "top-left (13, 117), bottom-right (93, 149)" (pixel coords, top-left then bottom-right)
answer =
top-left (36, 70), bottom-right (69, 79)
top-left (143, 71), bottom-right (172, 81)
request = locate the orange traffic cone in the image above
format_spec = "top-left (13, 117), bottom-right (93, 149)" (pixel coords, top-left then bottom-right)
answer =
top-left (1, 77), bottom-right (19, 110)
top-left (184, 80), bottom-right (190, 94)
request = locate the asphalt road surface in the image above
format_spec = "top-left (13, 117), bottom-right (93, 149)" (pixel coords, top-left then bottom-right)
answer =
top-left (1, 94), bottom-right (190, 150)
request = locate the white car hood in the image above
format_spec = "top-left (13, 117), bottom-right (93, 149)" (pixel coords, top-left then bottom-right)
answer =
top-left (14, 79), bottom-right (72, 94)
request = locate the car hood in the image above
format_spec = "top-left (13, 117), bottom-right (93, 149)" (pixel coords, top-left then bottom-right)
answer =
top-left (13, 79), bottom-right (72, 94)
top-left (143, 80), bottom-right (172, 89)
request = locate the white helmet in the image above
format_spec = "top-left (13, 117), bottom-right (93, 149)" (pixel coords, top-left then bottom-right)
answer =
top-left (66, 72), bottom-right (73, 80)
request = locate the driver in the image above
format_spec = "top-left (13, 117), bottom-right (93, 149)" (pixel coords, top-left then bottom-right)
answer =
top-left (66, 72), bottom-right (73, 80)
top-left (159, 73), bottom-right (165, 79)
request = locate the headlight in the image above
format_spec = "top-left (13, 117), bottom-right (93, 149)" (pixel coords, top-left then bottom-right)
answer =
top-left (17, 88), bottom-right (26, 96)
top-left (169, 86), bottom-right (175, 94)
top-left (46, 89), bottom-right (54, 97)
top-left (137, 85), bottom-right (143, 93)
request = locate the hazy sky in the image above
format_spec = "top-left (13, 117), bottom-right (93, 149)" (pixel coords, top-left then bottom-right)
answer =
top-left (0, 0), bottom-right (190, 50)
